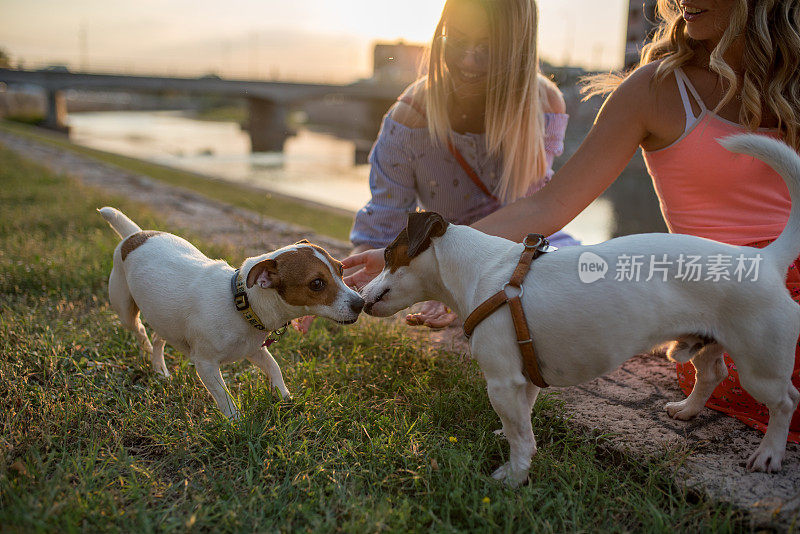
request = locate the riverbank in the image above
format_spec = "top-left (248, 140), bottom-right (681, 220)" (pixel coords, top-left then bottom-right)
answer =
top-left (0, 120), bottom-right (355, 242)
top-left (1, 124), bottom-right (798, 529)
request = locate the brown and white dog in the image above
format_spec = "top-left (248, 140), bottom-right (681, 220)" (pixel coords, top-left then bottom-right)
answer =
top-left (360, 134), bottom-right (800, 484)
top-left (99, 207), bottom-right (364, 419)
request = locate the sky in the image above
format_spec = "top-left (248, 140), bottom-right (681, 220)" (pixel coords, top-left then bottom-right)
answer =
top-left (0, 0), bottom-right (630, 83)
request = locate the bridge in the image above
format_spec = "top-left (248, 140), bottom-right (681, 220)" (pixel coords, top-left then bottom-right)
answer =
top-left (0, 68), bottom-right (406, 151)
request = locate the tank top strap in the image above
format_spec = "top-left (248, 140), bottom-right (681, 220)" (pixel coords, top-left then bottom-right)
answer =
top-left (674, 67), bottom-right (707, 133)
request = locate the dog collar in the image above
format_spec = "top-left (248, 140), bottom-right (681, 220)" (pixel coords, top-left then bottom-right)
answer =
top-left (231, 269), bottom-right (291, 347)
top-left (232, 268), bottom-right (268, 331)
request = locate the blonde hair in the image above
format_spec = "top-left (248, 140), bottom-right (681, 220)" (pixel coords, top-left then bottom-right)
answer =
top-left (583, 0), bottom-right (800, 151)
top-left (425, 0), bottom-right (547, 202)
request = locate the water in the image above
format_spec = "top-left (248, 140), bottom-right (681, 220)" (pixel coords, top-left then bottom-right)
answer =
top-left (66, 110), bottom-right (612, 244)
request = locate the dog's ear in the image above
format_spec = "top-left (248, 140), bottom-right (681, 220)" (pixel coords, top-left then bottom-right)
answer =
top-left (407, 211), bottom-right (448, 258)
top-left (294, 239), bottom-right (310, 245)
top-left (246, 259), bottom-right (278, 289)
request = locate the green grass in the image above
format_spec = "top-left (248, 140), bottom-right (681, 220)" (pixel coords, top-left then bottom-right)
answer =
top-left (0, 144), bottom-right (750, 532)
top-left (0, 120), bottom-right (354, 241)
top-left (192, 105), bottom-right (248, 124)
top-left (4, 114), bottom-right (45, 126)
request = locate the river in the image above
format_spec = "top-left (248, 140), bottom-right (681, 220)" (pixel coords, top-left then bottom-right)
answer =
top-left (66, 110), bottom-right (612, 244)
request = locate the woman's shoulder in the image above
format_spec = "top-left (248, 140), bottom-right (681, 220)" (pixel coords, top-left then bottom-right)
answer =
top-left (611, 59), bottom-right (695, 149)
top-left (538, 74), bottom-right (566, 114)
top-left (619, 59), bottom-right (685, 101)
top-left (388, 79), bottom-right (427, 129)
top-left (600, 60), bottom-right (670, 113)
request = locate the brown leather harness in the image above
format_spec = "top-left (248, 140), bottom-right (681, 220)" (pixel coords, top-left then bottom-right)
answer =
top-left (463, 234), bottom-right (554, 388)
top-left (395, 95), bottom-right (551, 387)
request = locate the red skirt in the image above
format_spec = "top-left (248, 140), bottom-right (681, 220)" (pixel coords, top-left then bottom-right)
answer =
top-left (676, 239), bottom-right (800, 443)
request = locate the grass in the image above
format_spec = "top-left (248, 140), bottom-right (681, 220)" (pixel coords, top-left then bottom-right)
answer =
top-left (0, 143), bottom-right (751, 532)
top-left (0, 120), bottom-right (354, 241)
top-left (192, 105), bottom-right (248, 124)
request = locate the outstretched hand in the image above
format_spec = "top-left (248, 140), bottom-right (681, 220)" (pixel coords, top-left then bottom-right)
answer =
top-left (405, 300), bottom-right (458, 329)
top-left (343, 248), bottom-right (386, 290)
top-left (342, 248), bottom-right (456, 329)
top-left (291, 315), bottom-right (315, 334)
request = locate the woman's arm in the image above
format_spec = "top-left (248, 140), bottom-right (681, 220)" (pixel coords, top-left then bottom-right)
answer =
top-left (473, 67), bottom-right (655, 242)
top-left (346, 65), bottom-right (663, 286)
top-left (350, 125), bottom-right (420, 249)
top-left (350, 82), bottom-right (427, 251)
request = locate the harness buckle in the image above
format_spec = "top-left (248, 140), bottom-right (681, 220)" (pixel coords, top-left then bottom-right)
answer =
top-left (523, 233), bottom-right (545, 250)
top-left (523, 233), bottom-right (558, 254)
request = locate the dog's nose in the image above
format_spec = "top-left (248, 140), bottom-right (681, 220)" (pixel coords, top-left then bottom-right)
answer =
top-left (350, 297), bottom-right (364, 314)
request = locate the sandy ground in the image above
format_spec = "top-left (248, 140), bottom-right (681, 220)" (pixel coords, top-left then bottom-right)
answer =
top-left (2, 128), bottom-right (798, 529)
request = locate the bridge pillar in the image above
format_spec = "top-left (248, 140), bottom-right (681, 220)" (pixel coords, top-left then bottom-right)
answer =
top-left (43, 89), bottom-right (69, 133)
top-left (246, 98), bottom-right (289, 152)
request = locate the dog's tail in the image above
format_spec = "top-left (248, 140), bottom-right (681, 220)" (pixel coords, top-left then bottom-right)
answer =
top-left (97, 207), bottom-right (142, 239)
top-left (719, 134), bottom-right (800, 271)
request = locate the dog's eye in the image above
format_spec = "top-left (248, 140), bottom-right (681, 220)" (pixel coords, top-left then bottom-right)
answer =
top-left (309, 278), bottom-right (325, 291)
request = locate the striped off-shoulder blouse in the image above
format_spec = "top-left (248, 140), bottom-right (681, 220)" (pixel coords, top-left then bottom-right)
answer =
top-left (350, 111), bottom-right (577, 248)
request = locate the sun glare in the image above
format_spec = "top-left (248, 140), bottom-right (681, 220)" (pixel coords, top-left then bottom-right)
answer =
top-left (0, 0), bottom-right (625, 81)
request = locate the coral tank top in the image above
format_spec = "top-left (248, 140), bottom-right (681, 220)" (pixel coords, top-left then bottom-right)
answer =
top-left (642, 67), bottom-right (790, 246)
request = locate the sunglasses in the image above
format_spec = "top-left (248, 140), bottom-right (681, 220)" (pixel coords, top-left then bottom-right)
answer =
top-left (442, 35), bottom-right (491, 69)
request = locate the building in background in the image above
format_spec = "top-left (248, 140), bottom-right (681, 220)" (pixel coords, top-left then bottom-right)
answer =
top-left (372, 40), bottom-right (426, 85)
top-left (624, 0), bottom-right (658, 68)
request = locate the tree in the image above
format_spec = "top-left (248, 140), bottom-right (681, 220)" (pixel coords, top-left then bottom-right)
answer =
top-left (0, 48), bottom-right (11, 68)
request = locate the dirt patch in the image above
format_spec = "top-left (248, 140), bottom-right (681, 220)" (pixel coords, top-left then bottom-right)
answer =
top-left (2, 128), bottom-right (798, 528)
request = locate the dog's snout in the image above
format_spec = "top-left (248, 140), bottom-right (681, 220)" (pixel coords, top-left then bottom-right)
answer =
top-left (350, 297), bottom-right (364, 314)
top-left (364, 288), bottom-right (390, 315)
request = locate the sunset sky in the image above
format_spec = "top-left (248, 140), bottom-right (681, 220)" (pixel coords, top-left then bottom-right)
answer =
top-left (0, 0), bottom-right (629, 82)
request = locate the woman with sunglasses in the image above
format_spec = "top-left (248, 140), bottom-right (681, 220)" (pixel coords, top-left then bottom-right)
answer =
top-left (347, 0), bottom-right (578, 329)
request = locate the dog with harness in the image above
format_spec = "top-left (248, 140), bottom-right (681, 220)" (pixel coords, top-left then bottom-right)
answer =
top-left (359, 134), bottom-right (800, 485)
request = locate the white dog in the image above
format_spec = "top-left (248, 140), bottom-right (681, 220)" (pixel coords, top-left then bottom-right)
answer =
top-left (360, 134), bottom-right (800, 485)
top-left (99, 207), bottom-right (364, 419)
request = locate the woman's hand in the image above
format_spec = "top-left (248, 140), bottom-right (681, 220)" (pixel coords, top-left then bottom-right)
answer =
top-left (343, 248), bottom-right (386, 289)
top-left (291, 315), bottom-right (315, 334)
top-left (343, 248), bottom-right (457, 328)
top-left (405, 301), bottom-right (458, 329)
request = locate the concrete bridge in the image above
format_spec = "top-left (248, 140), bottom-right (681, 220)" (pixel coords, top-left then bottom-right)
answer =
top-left (0, 68), bottom-right (405, 151)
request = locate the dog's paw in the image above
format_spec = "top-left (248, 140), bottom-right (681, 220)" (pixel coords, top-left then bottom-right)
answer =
top-left (491, 462), bottom-right (528, 487)
top-left (664, 399), bottom-right (700, 421)
top-left (746, 446), bottom-right (783, 473)
top-left (492, 428), bottom-right (506, 439)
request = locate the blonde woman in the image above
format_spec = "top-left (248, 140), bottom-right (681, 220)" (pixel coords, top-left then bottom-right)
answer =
top-left (347, 0), bottom-right (579, 328)
top-left (346, 0), bottom-right (800, 441)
